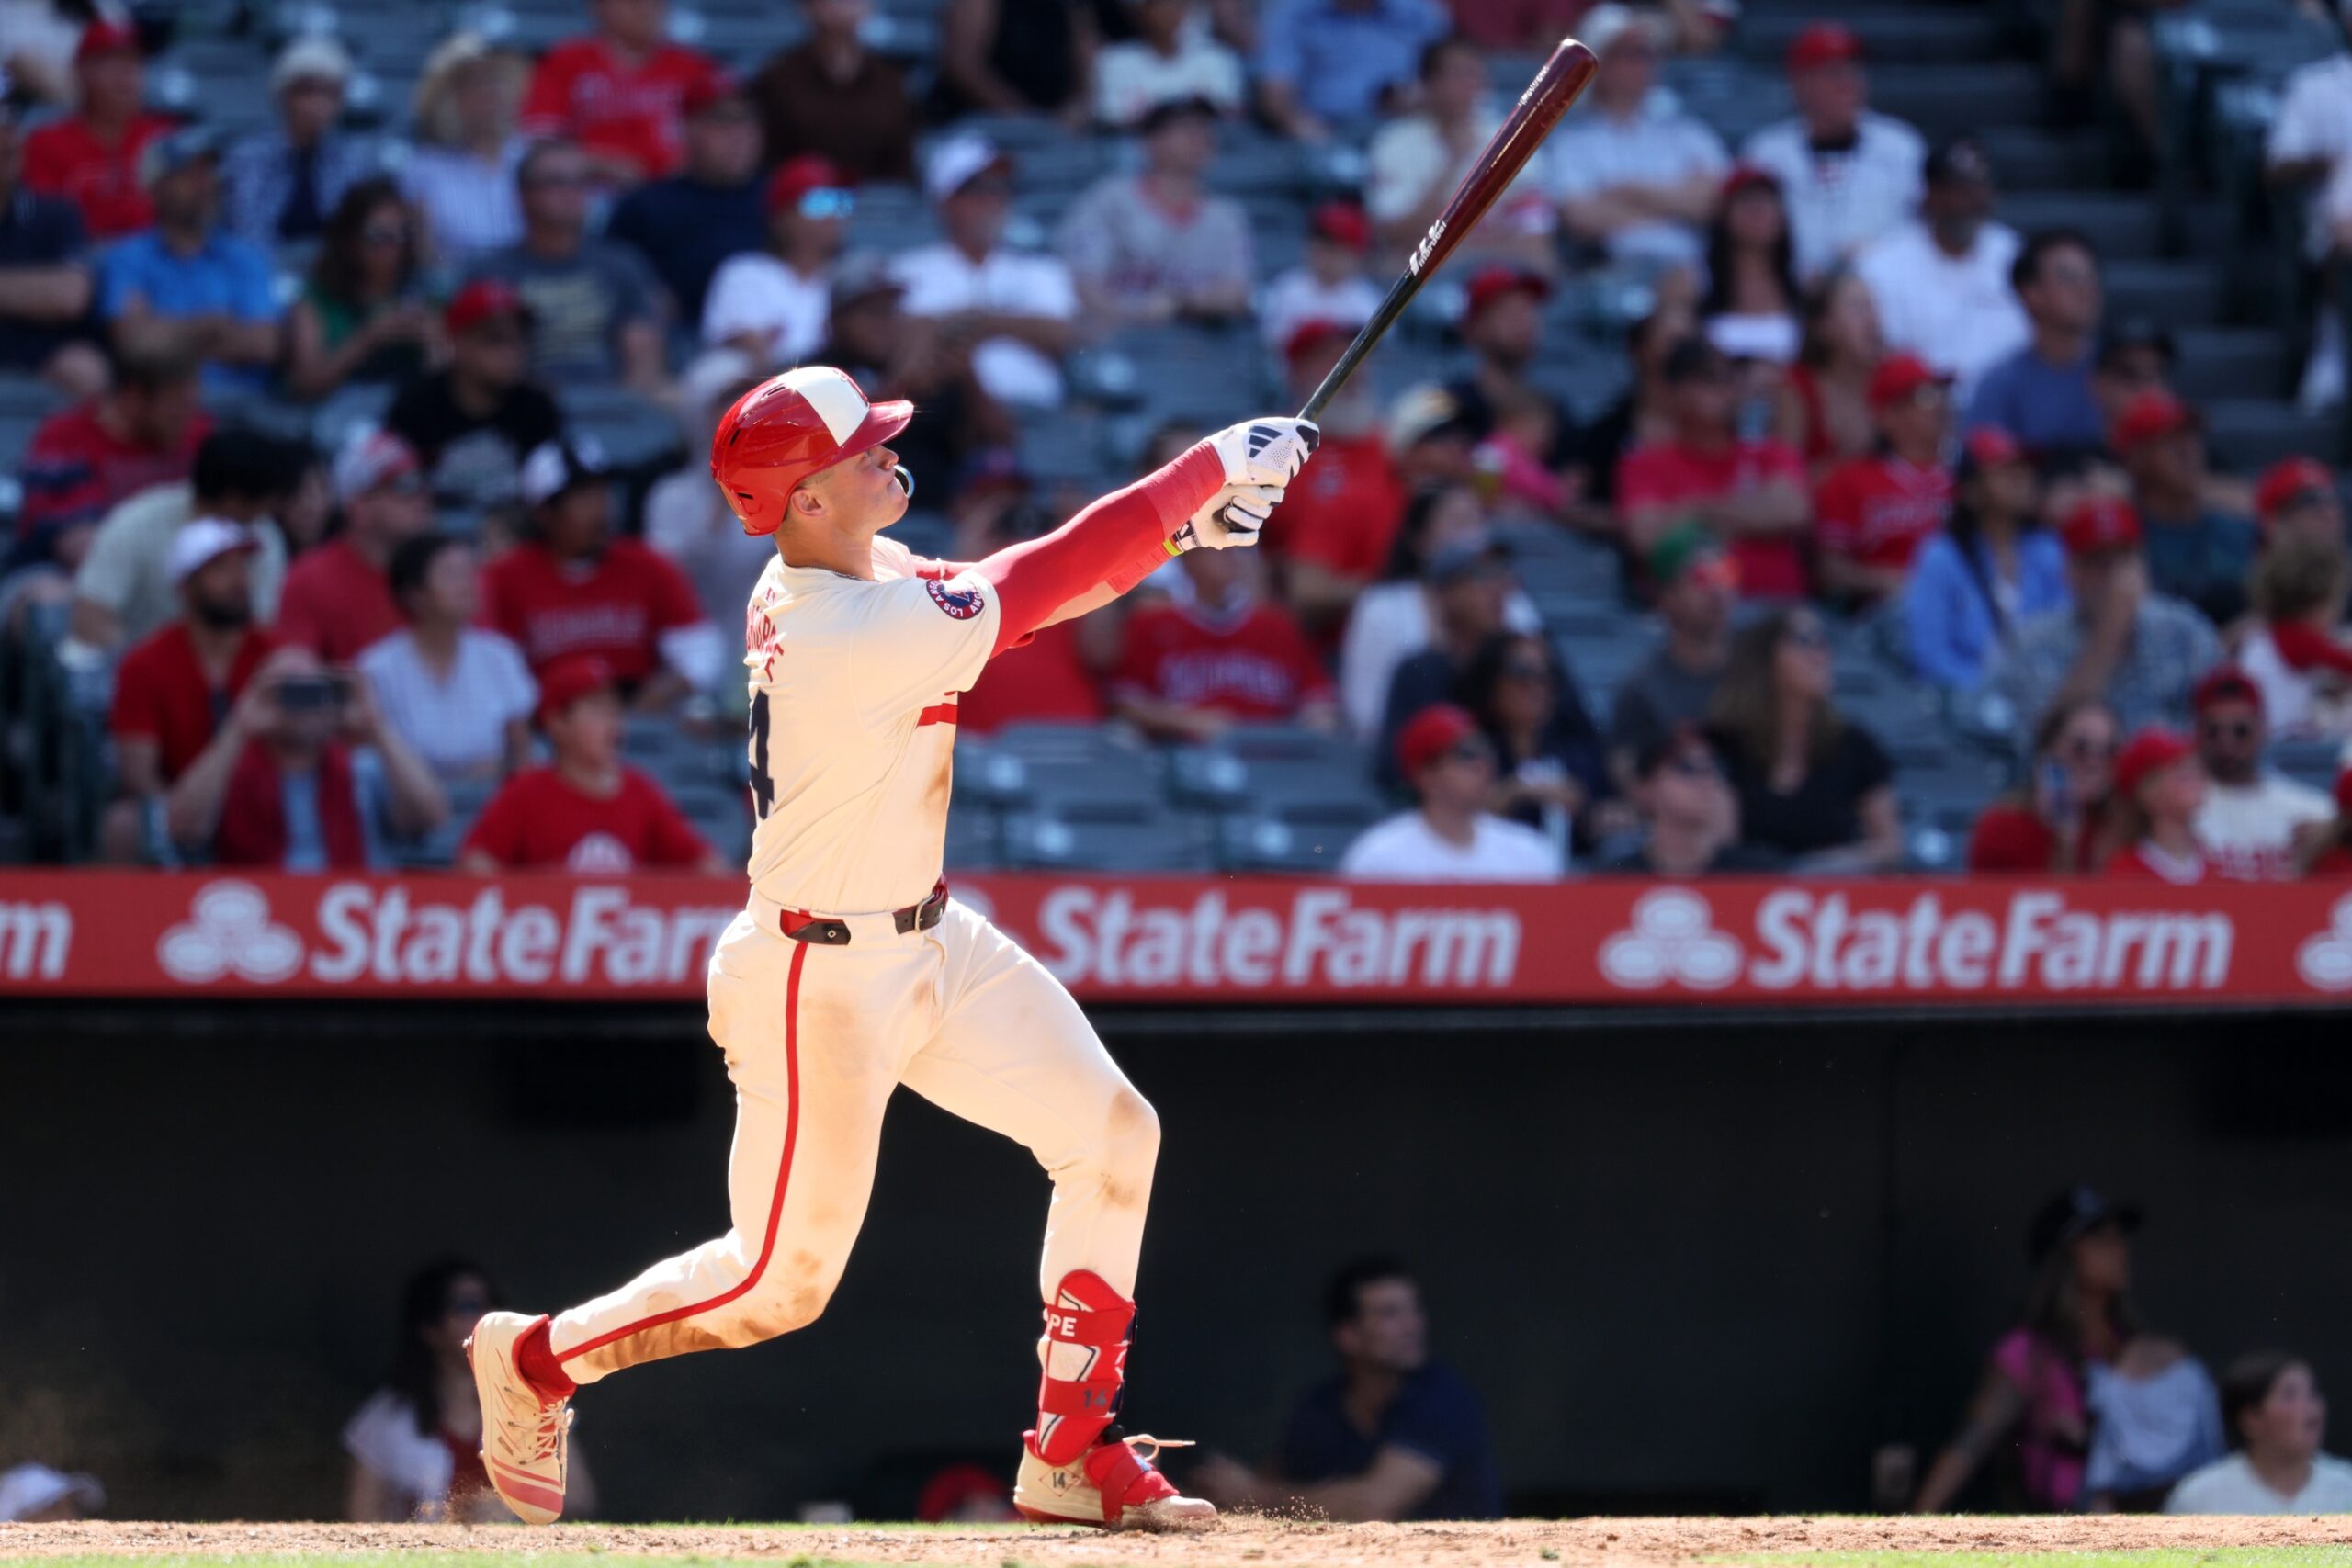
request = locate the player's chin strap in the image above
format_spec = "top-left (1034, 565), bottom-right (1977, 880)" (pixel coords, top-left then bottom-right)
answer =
top-left (1034, 1269), bottom-right (1136, 1465)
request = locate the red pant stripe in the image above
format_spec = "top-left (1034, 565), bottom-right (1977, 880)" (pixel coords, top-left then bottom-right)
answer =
top-left (556, 940), bottom-right (808, 1365)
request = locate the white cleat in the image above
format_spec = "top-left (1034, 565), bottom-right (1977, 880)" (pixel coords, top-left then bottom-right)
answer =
top-left (1014, 1430), bottom-right (1219, 1532)
top-left (466, 1310), bottom-right (572, 1525)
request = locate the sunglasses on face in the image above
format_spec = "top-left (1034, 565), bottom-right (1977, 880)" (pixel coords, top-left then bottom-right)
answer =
top-left (798, 187), bottom-right (855, 220)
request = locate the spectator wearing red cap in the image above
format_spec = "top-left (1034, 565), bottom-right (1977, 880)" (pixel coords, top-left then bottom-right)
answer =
top-left (2256, 457), bottom-right (2344, 554)
top-left (1811, 352), bottom-right (1953, 603)
top-left (459, 654), bottom-right (725, 874)
top-left (1700, 166), bottom-right (1801, 366)
top-left (605, 76), bottom-right (766, 327)
top-left (519, 0), bottom-right (726, 186)
top-left (1445, 264), bottom-right (1589, 524)
top-left (276, 431), bottom-right (435, 663)
top-left (1854, 137), bottom-right (2026, 406)
top-left (1266, 319), bottom-right (1410, 633)
top-left (482, 439), bottom-right (719, 706)
top-left (2188, 665), bottom-right (2333, 879)
top-left (748, 0), bottom-right (917, 184)
top-left (1739, 23), bottom-right (1925, 281)
top-left (699, 155), bottom-right (851, 368)
top-left (2239, 536), bottom-right (2352, 739)
top-left (1092, 0), bottom-right (1245, 129)
top-left (14, 342), bottom-right (204, 572)
top-left (1260, 199), bottom-right (1382, 353)
top-left (1111, 547), bottom-right (1339, 741)
top-left (401, 34), bottom-right (528, 265)
top-left (384, 280), bottom-right (564, 517)
top-left (1340, 703), bottom-right (1563, 880)
top-left (1546, 5), bottom-right (1728, 271)
top-left (1965, 229), bottom-right (2108, 459)
top-left (22, 19), bottom-right (175, 242)
top-left (2099, 727), bottom-right (2208, 882)
top-left (1619, 335), bottom-right (1811, 599)
top-left (2110, 389), bottom-right (2257, 626)
top-left (1965, 695), bottom-right (2119, 873)
top-left (466, 140), bottom-right (668, 398)
top-left (1367, 39), bottom-right (1555, 276)
top-left (283, 178), bottom-right (436, 403)
top-left (1059, 98), bottom-right (1255, 328)
top-left (2299, 768), bottom-right (2352, 875)
top-left (1905, 426), bottom-right (2067, 690)
top-left (1988, 492), bottom-right (2222, 745)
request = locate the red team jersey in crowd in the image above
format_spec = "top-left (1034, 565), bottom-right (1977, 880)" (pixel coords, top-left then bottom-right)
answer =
top-left (18, 400), bottom-right (209, 536)
top-left (1814, 455), bottom-right (1952, 573)
top-left (1964, 801), bottom-right (2098, 874)
top-left (108, 623), bottom-right (279, 782)
top-left (1263, 432), bottom-right (1407, 583)
top-left (958, 618), bottom-right (1106, 734)
top-left (1113, 599), bottom-right (1336, 721)
top-left (480, 539), bottom-right (705, 685)
top-left (2105, 843), bottom-right (2210, 884)
top-left (1618, 438), bottom-right (1811, 599)
top-left (22, 115), bottom-right (175, 240)
top-left (274, 538), bottom-right (405, 664)
top-left (461, 765), bottom-right (711, 872)
top-left (520, 37), bottom-right (724, 180)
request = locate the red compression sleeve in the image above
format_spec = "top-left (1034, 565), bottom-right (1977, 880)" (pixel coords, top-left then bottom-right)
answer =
top-left (972, 444), bottom-right (1223, 656)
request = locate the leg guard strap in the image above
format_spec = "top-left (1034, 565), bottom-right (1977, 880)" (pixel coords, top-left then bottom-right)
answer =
top-left (1035, 1269), bottom-right (1135, 1465)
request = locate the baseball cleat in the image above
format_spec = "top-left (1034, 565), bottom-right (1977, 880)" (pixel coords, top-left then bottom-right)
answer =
top-left (466, 1311), bottom-right (573, 1526)
top-left (1013, 1429), bottom-right (1218, 1532)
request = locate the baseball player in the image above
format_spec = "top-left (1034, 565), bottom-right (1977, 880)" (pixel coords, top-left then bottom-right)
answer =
top-left (465, 365), bottom-right (1318, 1532)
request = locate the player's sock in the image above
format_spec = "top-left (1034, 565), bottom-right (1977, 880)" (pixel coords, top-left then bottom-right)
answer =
top-left (515, 1318), bottom-right (578, 1404)
top-left (1032, 1269), bottom-right (1134, 1464)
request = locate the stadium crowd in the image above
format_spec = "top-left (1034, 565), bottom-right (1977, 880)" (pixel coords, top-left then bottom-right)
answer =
top-left (0, 0), bottom-right (2347, 882)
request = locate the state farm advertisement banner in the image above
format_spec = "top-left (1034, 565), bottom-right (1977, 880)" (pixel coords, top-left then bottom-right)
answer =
top-left (5, 872), bottom-right (2352, 1007)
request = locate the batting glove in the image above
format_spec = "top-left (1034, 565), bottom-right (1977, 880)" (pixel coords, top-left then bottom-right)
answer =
top-left (1172, 482), bottom-right (1281, 552)
top-left (1205, 417), bottom-right (1320, 490)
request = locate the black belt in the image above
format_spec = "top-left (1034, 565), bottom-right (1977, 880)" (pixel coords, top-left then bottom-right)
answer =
top-left (777, 882), bottom-right (949, 945)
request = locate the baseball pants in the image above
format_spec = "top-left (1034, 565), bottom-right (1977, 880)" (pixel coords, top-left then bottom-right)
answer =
top-left (546, 897), bottom-right (1159, 1384)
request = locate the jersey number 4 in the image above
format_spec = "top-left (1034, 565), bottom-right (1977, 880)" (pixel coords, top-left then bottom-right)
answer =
top-left (749, 691), bottom-right (775, 820)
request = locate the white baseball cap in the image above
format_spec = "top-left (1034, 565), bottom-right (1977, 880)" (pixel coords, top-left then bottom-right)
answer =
top-left (0, 1463), bottom-right (104, 1522)
top-left (1581, 2), bottom-right (1665, 54)
top-left (169, 518), bottom-right (261, 584)
top-left (923, 134), bottom-right (1012, 204)
top-left (330, 427), bottom-right (421, 503)
top-left (518, 434), bottom-right (609, 507)
top-left (272, 33), bottom-right (352, 92)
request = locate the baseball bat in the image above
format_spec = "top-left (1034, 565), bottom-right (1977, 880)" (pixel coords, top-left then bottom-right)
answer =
top-left (1296, 36), bottom-right (1600, 423)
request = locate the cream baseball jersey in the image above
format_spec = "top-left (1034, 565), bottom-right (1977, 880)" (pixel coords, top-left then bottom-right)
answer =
top-left (741, 534), bottom-right (1001, 915)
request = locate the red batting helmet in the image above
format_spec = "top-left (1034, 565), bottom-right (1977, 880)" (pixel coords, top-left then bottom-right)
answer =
top-left (711, 366), bottom-right (913, 536)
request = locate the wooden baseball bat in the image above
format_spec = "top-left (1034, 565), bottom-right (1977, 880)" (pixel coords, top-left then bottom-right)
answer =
top-left (1296, 36), bottom-right (1600, 422)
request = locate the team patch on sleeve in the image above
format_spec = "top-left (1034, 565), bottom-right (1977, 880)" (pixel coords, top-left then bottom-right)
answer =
top-left (926, 577), bottom-right (988, 620)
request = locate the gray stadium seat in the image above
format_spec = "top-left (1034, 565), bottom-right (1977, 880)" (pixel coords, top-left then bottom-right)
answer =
top-left (1001, 802), bottom-right (1216, 871)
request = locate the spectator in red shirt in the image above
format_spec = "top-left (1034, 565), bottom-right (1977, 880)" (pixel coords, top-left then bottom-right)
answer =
top-left (14, 341), bottom-right (203, 570)
top-left (2300, 767), bottom-right (2352, 876)
top-left (1270, 318), bottom-right (1408, 634)
top-left (520, 0), bottom-right (725, 186)
top-left (952, 451), bottom-right (1114, 734)
top-left (481, 438), bottom-right (719, 706)
top-left (2100, 725), bottom-right (2208, 883)
top-left (101, 518), bottom-right (277, 859)
top-left (1813, 351), bottom-right (1954, 604)
top-left (1619, 336), bottom-right (1812, 599)
top-left (276, 430), bottom-right (435, 662)
top-left (459, 653), bottom-right (725, 873)
top-left (22, 19), bottom-right (175, 241)
top-left (1965, 695), bottom-right (2119, 873)
top-left (1112, 546), bottom-right (1339, 742)
top-left (2256, 457), bottom-right (2343, 556)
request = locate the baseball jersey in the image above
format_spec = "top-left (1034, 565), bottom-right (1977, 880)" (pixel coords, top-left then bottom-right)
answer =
top-left (1113, 597), bottom-right (1334, 720)
top-left (2196, 773), bottom-right (2332, 882)
top-left (481, 538), bottom-right (706, 685)
top-left (108, 621), bottom-right (278, 782)
top-left (22, 114), bottom-right (174, 240)
top-left (1814, 454), bottom-right (1951, 573)
top-left (462, 764), bottom-right (710, 872)
top-left (741, 535), bottom-right (1003, 915)
top-left (275, 536), bottom-right (405, 663)
top-left (519, 36), bottom-right (723, 181)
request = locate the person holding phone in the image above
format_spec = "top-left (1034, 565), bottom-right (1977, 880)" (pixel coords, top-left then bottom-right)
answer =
top-left (164, 644), bottom-right (447, 869)
top-left (1965, 696), bottom-right (2119, 873)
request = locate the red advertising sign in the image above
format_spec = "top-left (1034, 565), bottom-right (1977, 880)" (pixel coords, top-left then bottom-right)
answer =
top-left (2, 872), bottom-right (2351, 1007)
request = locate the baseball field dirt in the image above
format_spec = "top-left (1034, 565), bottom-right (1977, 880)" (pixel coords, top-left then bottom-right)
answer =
top-left (6, 1516), bottom-right (2352, 1568)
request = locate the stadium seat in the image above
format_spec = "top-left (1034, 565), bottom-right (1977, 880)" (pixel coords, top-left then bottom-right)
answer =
top-left (1001, 801), bottom-right (1216, 871)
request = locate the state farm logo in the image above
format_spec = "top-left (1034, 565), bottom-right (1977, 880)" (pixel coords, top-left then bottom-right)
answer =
top-left (158, 881), bottom-right (303, 984)
top-left (2295, 895), bottom-right (2352, 991)
top-left (1598, 889), bottom-right (1741, 990)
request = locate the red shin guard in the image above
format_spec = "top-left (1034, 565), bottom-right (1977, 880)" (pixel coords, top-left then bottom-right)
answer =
top-left (1033, 1269), bottom-right (1135, 1465)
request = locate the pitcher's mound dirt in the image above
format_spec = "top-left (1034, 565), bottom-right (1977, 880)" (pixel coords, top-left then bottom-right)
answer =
top-left (7, 1515), bottom-right (2352, 1566)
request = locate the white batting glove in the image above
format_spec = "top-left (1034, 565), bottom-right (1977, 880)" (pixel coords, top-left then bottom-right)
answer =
top-left (1205, 417), bottom-right (1320, 490)
top-left (1172, 483), bottom-right (1280, 552)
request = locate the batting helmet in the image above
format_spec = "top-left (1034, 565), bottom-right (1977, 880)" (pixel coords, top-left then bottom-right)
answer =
top-left (710, 366), bottom-right (914, 536)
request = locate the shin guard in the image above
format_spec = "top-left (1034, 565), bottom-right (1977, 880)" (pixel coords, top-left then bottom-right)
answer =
top-left (1033, 1269), bottom-right (1134, 1465)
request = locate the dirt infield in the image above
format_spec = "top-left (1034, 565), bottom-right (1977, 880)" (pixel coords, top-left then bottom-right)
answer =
top-left (8, 1515), bottom-right (2352, 1567)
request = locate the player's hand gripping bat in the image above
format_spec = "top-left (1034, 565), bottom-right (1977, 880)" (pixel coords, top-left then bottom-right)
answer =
top-left (1295, 37), bottom-right (1600, 422)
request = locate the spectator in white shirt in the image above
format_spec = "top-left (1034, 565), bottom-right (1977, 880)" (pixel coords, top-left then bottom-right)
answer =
top-left (700, 154), bottom-right (852, 369)
top-left (1259, 199), bottom-right (1382, 351)
top-left (1547, 4), bottom-right (1727, 274)
top-left (888, 135), bottom-right (1080, 409)
top-left (1092, 0), bottom-right (1244, 129)
top-left (2166, 1352), bottom-right (2352, 1514)
top-left (1366, 35), bottom-right (1555, 275)
top-left (1057, 96), bottom-right (1255, 327)
top-left (1739, 24), bottom-right (1924, 281)
top-left (359, 533), bottom-right (537, 784)
top-left (2267, 1), bottom-right (2352, 412)
top-left (401, 33), bottom-right (528, 265)
top-left (1854, 137), bottom-right (2027, 406)
top-left (2189, 665), bottom-right (2333, 879)
top-left (1341, 702), bottom-right (1564, 880)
